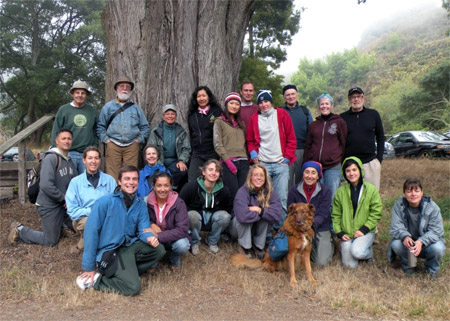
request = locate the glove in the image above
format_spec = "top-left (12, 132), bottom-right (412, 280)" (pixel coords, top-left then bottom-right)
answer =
top-left (250, 150), bottom-right (258, 160)
top-left (225, 159), bottom-right (237, 175)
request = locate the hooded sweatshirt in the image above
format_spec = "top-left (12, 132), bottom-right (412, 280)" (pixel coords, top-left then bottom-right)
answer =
top-left (331, 156), bottom-right (382, 238)
top-left (36, 148), bottom-right (76, 208)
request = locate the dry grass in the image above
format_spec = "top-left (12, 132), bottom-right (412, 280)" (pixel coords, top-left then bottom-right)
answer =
top-left (1, 158), bottom-right (449, 320)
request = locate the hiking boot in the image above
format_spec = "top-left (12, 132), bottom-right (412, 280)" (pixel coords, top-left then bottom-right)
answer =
top-left (428, 272), bottom-right (439, 280)
top-left (191, 243), bottom-right (200, 256)
top-left (61, 227), bottom-right (76, 238)
top-left (208, 244), bottom-right (219, 254)
top-left (76, 272), bottom-right (101, 290)
top-left (253, 246), bottom-right (265, 260)
top-left (7, 221), bottom-right (22, 246)
top-left (404, 268), bottom-right (415, 277)
top-left (170, 265), bottom-right (181, 273)
top-left (238, 245), bottom-right (253, 258)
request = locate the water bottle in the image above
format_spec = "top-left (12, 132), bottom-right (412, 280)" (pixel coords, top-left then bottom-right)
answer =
top-left (407, 247), bottom-right (417, 268)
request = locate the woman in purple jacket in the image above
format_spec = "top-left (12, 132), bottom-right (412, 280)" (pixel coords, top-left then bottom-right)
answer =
top-left (229, 164), bottom-right (282, 259)
top-left (146, 172), bottom-right (190, 270)
top-left (287, 161), bottom-right (334, 266)
top-left (304, 92), bottom-right (347, 198)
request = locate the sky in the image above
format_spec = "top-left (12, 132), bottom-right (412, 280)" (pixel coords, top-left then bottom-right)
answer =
top-left (278, 0), bottom-right (443, 79)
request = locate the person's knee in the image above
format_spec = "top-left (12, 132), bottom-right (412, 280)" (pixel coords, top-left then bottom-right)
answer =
top-left (390, 239), bottom-right (406, 254)
top-left (124, 279), bottom-right (141, 296)
top-left (172, 238), bottom-right (190, 255)
top-left (427, 242), bottom-right (446, 259)
top-left (350, 244), bottom-right (369, 260)
top-left (188, 211), bottom-right (202, 227)
top-left (212, 211), bottom-right (231, 227)
top-left (155, 244), bottom-right (167, 260)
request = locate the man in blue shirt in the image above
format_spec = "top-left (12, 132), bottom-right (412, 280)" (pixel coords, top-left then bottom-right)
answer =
top-left (76, 165), bottom-right (165, 296)
top-left (97, 77), bottom-right (150, 181)
top-left (282, 85), bottom-right (313, 188)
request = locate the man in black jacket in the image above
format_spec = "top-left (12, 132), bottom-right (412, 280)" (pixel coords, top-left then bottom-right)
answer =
top-left (340, 87), bottom-right (385, 190)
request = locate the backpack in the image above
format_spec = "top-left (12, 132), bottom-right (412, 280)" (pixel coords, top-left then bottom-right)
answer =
top-left (268, 230), bottom-right (289, 261)
top-left (27, 153), bottom-right (61, 204)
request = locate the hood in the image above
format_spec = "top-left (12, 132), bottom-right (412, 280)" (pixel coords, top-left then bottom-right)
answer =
top-left (197, 177), bottom-right (224, 194)
top-left (47, 147), bottom-right (69, 160)
top-left (341, 156), bottom-right (364, 182)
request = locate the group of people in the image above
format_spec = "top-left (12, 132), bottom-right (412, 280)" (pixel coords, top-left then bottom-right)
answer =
top-left (7, 78), bottom-right (445, 297)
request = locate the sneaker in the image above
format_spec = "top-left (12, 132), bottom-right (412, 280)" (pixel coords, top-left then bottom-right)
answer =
top-left (253, 246), bottom-right (265, 260)
top-left (208, 244), bottom-right (219, 254)
top-left (7, 221), bottom-right (22, 246)
top-left (191, 243), bottom-right (200, 256)
top-left (428, 272), bottom-right (439, 280)
top-left (76, 272), bottom-right (100, 290)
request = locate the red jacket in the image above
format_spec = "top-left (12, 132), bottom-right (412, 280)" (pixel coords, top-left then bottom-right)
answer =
top-left (304, 113), bottom-right (347, 169)
top-left (246, 108), bottom-right (297, 165)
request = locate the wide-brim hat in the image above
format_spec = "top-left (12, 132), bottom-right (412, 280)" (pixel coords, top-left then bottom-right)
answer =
top-left (114, 76), bottom-right (135, 91)
top-left (69, 80), bottom-right (91, 95)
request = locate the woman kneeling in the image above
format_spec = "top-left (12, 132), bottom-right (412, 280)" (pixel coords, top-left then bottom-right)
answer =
top-left (230, 164), bottom-right (282, 259)
top-left (332, 157), bottom-right (382, 269)
top-left (146, 172), bottom-right (190, 270)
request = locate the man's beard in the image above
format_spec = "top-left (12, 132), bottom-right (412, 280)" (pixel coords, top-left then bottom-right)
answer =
top-left (117, 91), bottom-right (131, 101)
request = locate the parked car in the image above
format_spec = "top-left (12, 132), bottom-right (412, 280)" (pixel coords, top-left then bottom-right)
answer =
top-left (0, 147), bottom-right (37, 162)
top-left (375, 141), bottom-right (395, 160)
top-left (388, 131), bottom-right (450, 158)
top-left (443, 130), bottom-right (450, 138)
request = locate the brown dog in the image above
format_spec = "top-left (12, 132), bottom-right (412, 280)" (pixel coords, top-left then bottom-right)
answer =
top-left (231, 203), bottom-right (317, 286)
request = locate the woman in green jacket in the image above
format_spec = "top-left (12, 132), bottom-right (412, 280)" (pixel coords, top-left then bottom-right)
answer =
top-left (331, 156), bottom-right (382, 269)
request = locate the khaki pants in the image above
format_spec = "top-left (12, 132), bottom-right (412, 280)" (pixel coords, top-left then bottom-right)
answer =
top-left (362, 158), bottom-right (381, 191)
top-left (105, 141), bottom-right (139, 181)
top-left (72, 217), bottom-right (88, 250)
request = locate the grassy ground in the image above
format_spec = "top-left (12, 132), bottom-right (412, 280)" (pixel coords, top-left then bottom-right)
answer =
top-left (1, 158), bottom-right (449, 320)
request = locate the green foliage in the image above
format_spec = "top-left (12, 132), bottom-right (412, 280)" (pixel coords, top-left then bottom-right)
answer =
top-left (289, 49), bottom-right (376, 109)
top-left (395, 61), bottom-right (450, 131)
top-left (246, 0), bottom-right (302, 69)
top-left (239, 0), bottom-right (301, 105)
top-left (0, 0), bottom-right (106, 142)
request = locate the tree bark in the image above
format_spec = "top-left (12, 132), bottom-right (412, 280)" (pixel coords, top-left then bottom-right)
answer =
top-left (102, 0), bottom-right (255, 128)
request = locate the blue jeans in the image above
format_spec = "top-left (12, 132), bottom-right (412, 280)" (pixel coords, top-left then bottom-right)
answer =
top-left (389, 239), bottom-right (446, 273)
top-left (321, 167), bottom-right (341, 200)
top-left (340, 233), bottom-right (374, 269)
top-left (188, 210), bottom-right (231, 245)
top-left (163, 237), bottom-right (190, 267)
top-left (261, 162), bottom-right (289, 229)
top-left (68, 151), bottom-right (85, 175)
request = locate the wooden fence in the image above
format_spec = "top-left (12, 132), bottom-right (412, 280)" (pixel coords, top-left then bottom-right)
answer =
top-left (0, 115), bottom-right (54, 203)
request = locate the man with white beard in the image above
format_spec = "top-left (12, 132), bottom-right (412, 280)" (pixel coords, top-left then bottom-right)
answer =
top-left (97, 76), bottom-right (150, 181)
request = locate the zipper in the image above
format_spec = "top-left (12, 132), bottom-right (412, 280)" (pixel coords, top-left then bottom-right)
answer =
top-left (318, 121), bottom-right (326, 162)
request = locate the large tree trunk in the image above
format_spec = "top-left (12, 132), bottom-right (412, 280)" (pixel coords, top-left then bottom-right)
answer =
top-left (102, 0), bottom-right (255, 128)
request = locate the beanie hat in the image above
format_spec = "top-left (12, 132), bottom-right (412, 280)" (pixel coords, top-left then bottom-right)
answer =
top-left (256, 89), bottom-right (273, 104)
top-left (317, 92), bottom-right (334, 105)
top-left (282, 84), bottom-right (298, 95)
top-left (224, 92), bottom-right (241, 106)
top-left (302, 161), bottom-right (323, 178)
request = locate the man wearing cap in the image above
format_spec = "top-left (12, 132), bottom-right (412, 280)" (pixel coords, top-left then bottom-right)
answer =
top-left (147, 104), bottom-right (191, 191)
top-left (247, 89), bottom-right (297, 229)
top-left (282, 84), bottom-right (313, 188)
top-left (239, 82), bottom-right (259, 129)
top-left (97, 76), bottom-right (150, 182)
top-left (51, 80), bottom-right (98, 174)
top-left (340, 87), bottom-right (385, 190)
